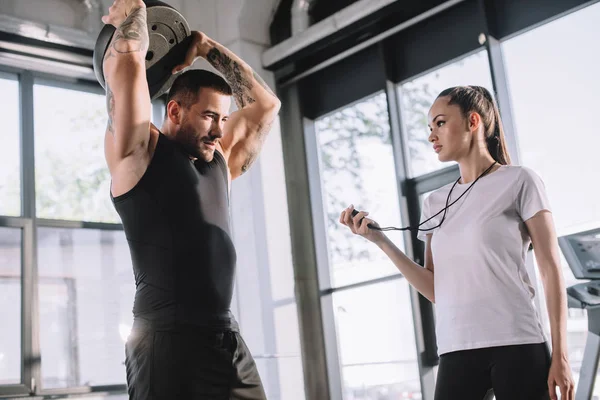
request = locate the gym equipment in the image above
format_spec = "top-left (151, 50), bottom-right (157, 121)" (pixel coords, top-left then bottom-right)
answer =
top-left (93, 0), bottom-right (192, 100)
top-left (560, 227), bottom-right (600, 400)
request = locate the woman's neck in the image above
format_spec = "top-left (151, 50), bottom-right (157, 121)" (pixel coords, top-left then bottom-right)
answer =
top-left (457, 152), bottom-right (497, 184)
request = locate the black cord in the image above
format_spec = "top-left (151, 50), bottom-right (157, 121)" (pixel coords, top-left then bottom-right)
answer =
top-left (355, 161), bottom-right (497, 232)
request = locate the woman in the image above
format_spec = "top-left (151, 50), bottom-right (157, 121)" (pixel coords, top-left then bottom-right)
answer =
top-left (340, 86), bottom-right (574, 400)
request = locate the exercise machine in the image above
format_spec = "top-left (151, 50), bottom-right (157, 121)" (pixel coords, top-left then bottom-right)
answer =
top-left (560, 227), bottom-right (600, 400)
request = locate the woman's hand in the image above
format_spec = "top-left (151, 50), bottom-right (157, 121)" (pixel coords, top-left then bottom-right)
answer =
top-left (548, 355), bottom-right (574, 400)
top-left (339, 204), bottom-right (386, 244)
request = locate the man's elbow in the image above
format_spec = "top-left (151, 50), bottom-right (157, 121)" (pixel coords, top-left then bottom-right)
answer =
top-left (251, 97), bottom-right (280, 123)
top-left (271, 97), bottom-right (282, 113)
top-left (258, 96), bottom-right (281, 114)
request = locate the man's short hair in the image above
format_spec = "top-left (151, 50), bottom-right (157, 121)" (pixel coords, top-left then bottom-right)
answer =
top-left (165, 69), bottom-right (232, 113)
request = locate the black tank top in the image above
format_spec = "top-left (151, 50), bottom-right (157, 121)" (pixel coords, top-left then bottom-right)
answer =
top-left (112, 133), bottom-right (238, 330)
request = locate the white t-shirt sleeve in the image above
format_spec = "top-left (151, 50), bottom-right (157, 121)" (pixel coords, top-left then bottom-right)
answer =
top-left (417, 194), bottom-right (437, 242)
top-left (516, 167), bottom-right (552, 222)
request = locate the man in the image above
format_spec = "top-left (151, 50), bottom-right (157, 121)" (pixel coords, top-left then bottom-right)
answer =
top-left (101, 1), bottom-right (280, 398)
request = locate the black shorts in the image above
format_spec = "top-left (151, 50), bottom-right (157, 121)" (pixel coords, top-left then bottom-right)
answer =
top-left (125, 320), bottom-right (267, 400)
top-left (435, 342), bottom-right (551, 400)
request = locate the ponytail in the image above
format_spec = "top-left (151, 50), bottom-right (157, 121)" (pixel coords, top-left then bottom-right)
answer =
top-left (437, 85), bottom-right (512, 165)
top-left (486, 100), bottom-right (511, 165)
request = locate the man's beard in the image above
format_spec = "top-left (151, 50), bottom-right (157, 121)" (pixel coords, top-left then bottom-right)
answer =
top-left (174, 125), bottom-right (207, 160)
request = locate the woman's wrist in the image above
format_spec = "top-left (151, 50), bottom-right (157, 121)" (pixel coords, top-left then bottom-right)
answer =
top-left (550, 343), bottom-right (569, 361)
top-left (374, 234), bottom-right (390, 247)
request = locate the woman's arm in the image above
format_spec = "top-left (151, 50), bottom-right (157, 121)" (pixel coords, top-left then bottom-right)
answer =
top-left (525, 210), bottom-right (574, 400)
top-left (376, 234), bottom-right (435, 302)
top-left (340, 205), bottom-right (435, 302)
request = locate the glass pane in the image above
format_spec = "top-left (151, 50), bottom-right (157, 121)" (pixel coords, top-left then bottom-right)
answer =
top-left (255, 356), bottom-right (305, 400)
top-left (233, 256), bottom-right (305, 398)
top-left (37, 228), bottom-right (134, 388)
top-left (0, 227), bottom-right (22, 385)
top-left (34, 84), bottom-right (119, 223)
top-left (0, 76), bottom-right (21, 216)
top-left (503, 2), bottom-right (600, 394)
top-left (314, 92), bottom-right (404, 288)
top-left (332, 279), bottom-right (420, 399)
top-left (151, 100), bottom-right (165, 126)
top-left (399, 50), bottom-right (494, 177)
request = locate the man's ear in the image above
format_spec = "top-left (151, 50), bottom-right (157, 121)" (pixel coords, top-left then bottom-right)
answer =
top-left (166, 100), bottom-right (182, 125)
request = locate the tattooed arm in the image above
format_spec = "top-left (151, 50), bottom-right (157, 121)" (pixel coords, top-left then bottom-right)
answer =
top-left (173, 31), bottom-right (281, 179)
top-left (101, 0), bottom-right (151, 161)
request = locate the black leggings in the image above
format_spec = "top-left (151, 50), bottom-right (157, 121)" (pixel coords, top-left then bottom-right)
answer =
top-left (435, 343), bottom-right (551, 400)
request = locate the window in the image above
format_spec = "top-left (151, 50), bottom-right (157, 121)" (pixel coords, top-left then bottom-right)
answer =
top-left (315, 92), bottom-right (405, 287)
top-left (34, 83), bottom-right (118, 223)
top-left (232, 252), bottom-right (306, 400)
top-left (255, 354), bottom-right (306, 400)
top-left (314, 93), bottom-right (420, 398)
top-left (331, 279), bottom-right (420, 399)
top-left (0, 75), bottom-right (21, 217)
top-left (0, 55), bottom-right (182, 398)
top-left (399, 51), bottom-right (494, 177)
top-left (0, 227), bottom-right (22, 385)
top-left (37, 228), bottom-right (134, 388)
top-left (230, 173), bottom-right (306, 400)
top-left (152, 100), bottom-right (166, 126)
top-left (503, 2), bottom-right (600, 394)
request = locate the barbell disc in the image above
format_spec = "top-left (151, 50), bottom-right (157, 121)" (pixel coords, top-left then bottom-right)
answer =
top-left (93, 0), bottom-right (192, 100)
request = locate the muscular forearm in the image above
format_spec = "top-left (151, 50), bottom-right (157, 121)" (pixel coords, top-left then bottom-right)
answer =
top-left (541, 264), bottom-right (569, 357)
top-left (103, 6), bottom-right (149, 69)
top-left (197, 36), bottom-right (279, 110)
top-left (102, 5), bottom-right (148, 134)
top-left (377, 236), bottom-right (435, 302)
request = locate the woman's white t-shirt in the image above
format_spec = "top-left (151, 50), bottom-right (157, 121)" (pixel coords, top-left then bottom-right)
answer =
top-left (417, 165), bottom-right (550, 355)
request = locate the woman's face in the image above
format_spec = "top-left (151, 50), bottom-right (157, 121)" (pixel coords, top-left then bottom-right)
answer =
top-left (427, 96), bottom-right (480, 162)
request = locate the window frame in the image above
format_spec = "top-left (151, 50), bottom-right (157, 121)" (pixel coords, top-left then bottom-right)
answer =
top-left (304, 88), bottom-right (432, 398)
top-left (0, 64), bottom-right (135, 397)
top-left (0, 71), bottom-right (22, 217)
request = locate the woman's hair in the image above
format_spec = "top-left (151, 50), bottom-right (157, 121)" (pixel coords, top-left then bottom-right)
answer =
top-left (436, 85), bottom-right (511, 165)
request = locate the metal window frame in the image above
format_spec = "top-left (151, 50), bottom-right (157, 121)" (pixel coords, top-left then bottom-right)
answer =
top-left (303, 88), bottom-right (432, 399)
top-left (385, 80), bottom-right (438, 400)
top-left (301, 116), bottom-right (343, 399)
top-left (0, 217), bottom-right (32, 397)
top-left (278, 82), bottom-right (331, 400)
top-left (33, 76), bottom-right (104, 95)
top-left (32, 224), bottom-right (130, 396)
top-left (320, 273), bottom-right (404, 297)
top-left (0, 69), bottom-right (17, 80)
top-left (0, 63), bottom-right (128, 398)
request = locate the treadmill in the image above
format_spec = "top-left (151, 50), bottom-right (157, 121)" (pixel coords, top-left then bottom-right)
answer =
top-left (560, 227), bottom-right (600, 400)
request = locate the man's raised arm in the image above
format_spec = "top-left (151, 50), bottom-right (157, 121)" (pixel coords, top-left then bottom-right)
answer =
top-left (102, 0), bottom-right (152, 160)
top-left (174, 32), bottom-right (281, 179)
